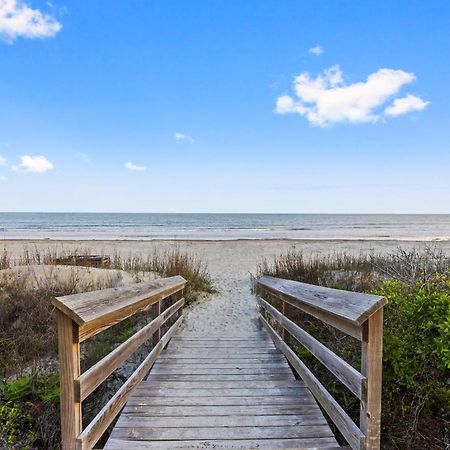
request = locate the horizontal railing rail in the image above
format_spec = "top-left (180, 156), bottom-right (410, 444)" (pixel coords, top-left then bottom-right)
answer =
top-left (257, 275), bottom-right (386, 450)
top-left (53, 275), bottom-right (187, 450)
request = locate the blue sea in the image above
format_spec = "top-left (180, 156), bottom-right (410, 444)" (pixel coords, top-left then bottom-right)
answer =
top-left (0, 213), bottom-right (449, 241)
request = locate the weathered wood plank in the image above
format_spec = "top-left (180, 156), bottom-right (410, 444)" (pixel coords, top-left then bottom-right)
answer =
top-left (152, 362), bottom-right (291, 370)
top-left (130, 387), bottom-right (308, 397)
top-left (125, 395), bottom-right (317, 407)
top-left (110, 424), bottom-right (336, 440)
top-left (53, 276), bottom-right (186, 342)
top-left (171, 337), bottom-right (270, 342)
top-left (121, 404), bottom-right (323, 417)
top-left (147, 373), bottom-right (295, 381)
top-left (140, 380), bottom-right (305, 389)
top-left (115, 414), bottom-right (328, 428)
top-left (167, 345), bottom-right (275, 351)
top-left (156, 356), bottom-right (286, 363)
top-left (76, 298), bottom-right (184, 402)
top-left (149, 367), bottom-right (293, 375)
top-left (259, 297), bottom-right (365, 399)
top-left (104, 437), bottom-right (340, 449)
top-left (161, 349), bottom-right (281, 356)
top-left (261, 315), bottom-right (364, 450)
top-left (259, 275), bottom-right (386, 326)
top-left (76, 317), bottom-right (182, 450)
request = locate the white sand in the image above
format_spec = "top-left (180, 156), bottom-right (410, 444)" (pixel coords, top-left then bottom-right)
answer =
top-left (2, 239), bottom-right (450, 336)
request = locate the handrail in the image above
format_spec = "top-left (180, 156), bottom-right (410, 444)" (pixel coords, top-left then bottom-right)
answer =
top-left (257, 276), bottom-right (385, 450)
top-left (53, 276), bottom-right (187, 450)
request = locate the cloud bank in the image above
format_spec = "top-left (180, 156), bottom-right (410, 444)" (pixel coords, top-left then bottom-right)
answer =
top-left (275, 65), bottom-right (428, 126)
top-left (0, 0), bottom-right (61, 42)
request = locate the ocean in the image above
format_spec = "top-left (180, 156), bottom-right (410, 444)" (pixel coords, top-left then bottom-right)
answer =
top-left (0, 213), bottom-right (449, 241)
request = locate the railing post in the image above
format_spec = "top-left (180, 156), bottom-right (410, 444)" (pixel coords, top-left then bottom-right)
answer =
top-left (57, 310), bottom-right (82, 450)
top-left (360, 307), bottom-right (384, 450)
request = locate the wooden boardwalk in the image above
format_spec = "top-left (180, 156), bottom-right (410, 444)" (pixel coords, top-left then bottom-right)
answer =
top-left (105, 330), bottom-right (340, 449)
top-left (53, 275), bottom-right (385, 450)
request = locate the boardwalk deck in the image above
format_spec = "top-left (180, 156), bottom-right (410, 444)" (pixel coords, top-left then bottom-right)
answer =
top-left (104, 330), bottom-right (340, 449)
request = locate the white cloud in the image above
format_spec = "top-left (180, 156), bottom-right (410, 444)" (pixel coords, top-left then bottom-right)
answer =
top-left (18, 155), bottom-right (54, 172)
top-left (75, 152), bottom-right (90, 163)
top-left (125, 161), bottom-right (146, 172)
top-left (309, 45), bottom-right (323, 55)
top-left (384, 94), bottom-right (429, 117)
top-left (175, 132), bottom-right (194, 143)
top-left (275, 65), bottom-right (427, 126)
top-left (0, 175), bottom-right (6, 181)
top-left (0, 0), bottom-right (62, 43)
top-left (0, 155), bottom-right (6, 165)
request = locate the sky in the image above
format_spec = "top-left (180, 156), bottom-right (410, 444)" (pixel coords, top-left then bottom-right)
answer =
top-left (0, 0), bottom-right (449, 213)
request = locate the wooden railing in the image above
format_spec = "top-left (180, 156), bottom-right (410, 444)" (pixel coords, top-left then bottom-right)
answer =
top-left (257, 275), bottom-right (386, 450)
top-left (52, 275), bottom-right (187, 450)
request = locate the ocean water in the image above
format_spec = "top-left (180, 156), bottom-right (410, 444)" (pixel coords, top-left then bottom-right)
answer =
top-left (0, 213), bottom-right (449, 241)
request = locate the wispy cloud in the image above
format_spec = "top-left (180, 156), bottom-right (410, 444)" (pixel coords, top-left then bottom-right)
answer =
top-left (175, 132), bottom-right (194, 143)
top-left (125, 161), bottom-right (146, 171)
top-left (384, 94), bottom-right (429, 117)
top-left (15, 155), bottom-right (54, 173)
top-left (309, 45), bottom-right (323, 55)
top-left (75, 152), bottom-right (91, 163)
top-left (0, 175), bottom-right (6, 181)
top-left (275, 65), bottom-right (428, 126)
top-left (0, 0), bottom-right (62, 43)
top-left (0, 155), bottom-right (6, 165)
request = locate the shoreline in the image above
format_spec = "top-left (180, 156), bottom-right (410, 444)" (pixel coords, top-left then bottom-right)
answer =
top-left (2, 237), bottom-right (450, 243)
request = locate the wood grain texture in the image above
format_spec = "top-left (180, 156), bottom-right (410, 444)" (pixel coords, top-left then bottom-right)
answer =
top-left (105, 438), bottom-right (342, 449)
top-left (360, 308), bottom-right (383, 450)
top-left (259, 275), bottom-right (385, 327)
top-left (57, 311), bottom-right (81, 450)
top-left (259, 297), bottom-right (365, 399)
top-left (76, 298), bottom-right (184, 402)
top-left (104, 329), bottom-right (339, 449)
top-left (53, 276), bottom-right (186, 342)
top-left (261, 315), bottom-right (364, 450)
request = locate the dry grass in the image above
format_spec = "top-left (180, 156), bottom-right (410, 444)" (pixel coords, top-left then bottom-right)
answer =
top-left (111, 248), bottom-right (216, 303)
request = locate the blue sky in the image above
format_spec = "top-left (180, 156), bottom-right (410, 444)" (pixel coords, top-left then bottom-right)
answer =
top-left (0, 0), bottom-right (449, 213)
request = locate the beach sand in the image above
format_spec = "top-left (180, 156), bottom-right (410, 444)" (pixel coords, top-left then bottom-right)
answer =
top-left (2, 239), bottom-right (450, 335)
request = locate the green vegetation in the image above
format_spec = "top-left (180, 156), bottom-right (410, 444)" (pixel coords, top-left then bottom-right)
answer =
top-left (257, 248), bottom-right (450, 449)
top-left (0, 246), bottom-right (214, 449)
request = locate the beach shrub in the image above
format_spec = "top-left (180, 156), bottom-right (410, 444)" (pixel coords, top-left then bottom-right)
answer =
top-left (256, 248), bottom-right (450, 449)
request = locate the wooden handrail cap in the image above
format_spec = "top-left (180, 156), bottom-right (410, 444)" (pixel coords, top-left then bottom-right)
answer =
top-left (258, 275), bottom-right (386, 326)
top-left (52, 275), bottom-right (187, 326)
